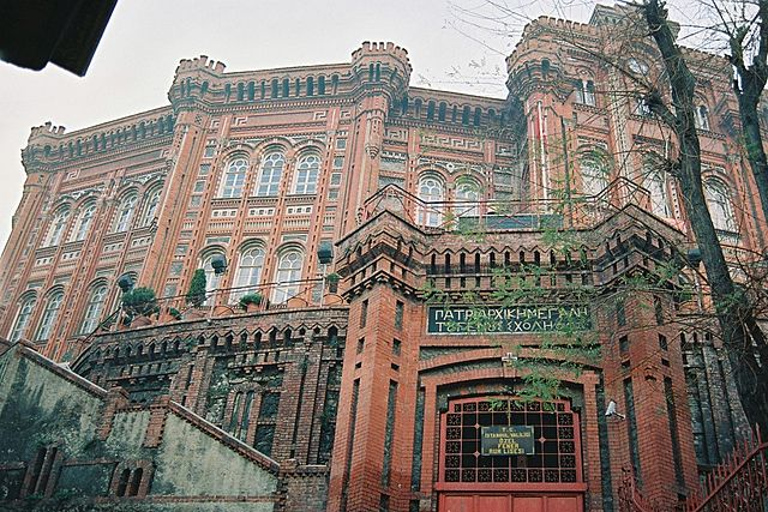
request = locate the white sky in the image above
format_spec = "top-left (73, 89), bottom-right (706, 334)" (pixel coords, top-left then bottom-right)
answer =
top-left (1, 0), bottom-right (701, 249)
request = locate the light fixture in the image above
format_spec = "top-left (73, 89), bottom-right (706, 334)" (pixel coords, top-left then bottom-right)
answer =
top-left (605, 400), bottom-right (625, 420)
top-left (117, 275), bottom-right (134, 293)
top-left (211, 254), bottom-right (227, 275)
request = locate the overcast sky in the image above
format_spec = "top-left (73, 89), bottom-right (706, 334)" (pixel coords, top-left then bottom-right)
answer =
top-left (1, 0), bottom-right (702, 250)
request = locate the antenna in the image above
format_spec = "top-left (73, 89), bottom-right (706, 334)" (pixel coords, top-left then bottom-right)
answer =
top-left (605, 400), bottom-right (626, 420)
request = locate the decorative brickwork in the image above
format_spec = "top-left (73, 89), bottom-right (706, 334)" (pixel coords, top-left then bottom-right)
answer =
top-left (0, 4), bottom-right (765, 511)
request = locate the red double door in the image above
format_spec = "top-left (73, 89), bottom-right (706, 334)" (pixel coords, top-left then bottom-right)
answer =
top-left (440, 493), bottom-right (582, 512)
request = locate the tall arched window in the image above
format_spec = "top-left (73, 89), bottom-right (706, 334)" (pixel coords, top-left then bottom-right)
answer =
top-left (455, 177), bottom-right (480, 217)
top-left (695, 105), bottom-right (711, 131)
top-left (705, 179), bottom-right (736, 232)
top-left (35, 290), bottom-right (64, 341)
top-left (232, 246), bottom-right (265, 302)
top-left (417, 175), bottom-right (444, 227)
top-left (81, 284), bottom-right (107, 333)
top-left (256, 153), bottom-right (285, 196)
top-left (575, 80), bottom-right (596, 106)
top-left (273, 250), bottom-right (303, 303)
top-left (71, 202), bottom-right (96, 242)
top-left (293, 154), bottom-right (320, 194)
top-left (44, 207), bottom-right (70, 246)
top-left (219, 158), bottom-right (248, 198)
top-left (9, 295), bottom-right (36, 342)
top-left (201, 253), bottom-right (225, 305)
top-left (644, 171), bottom-right (671, 217)
top-left (114, 194), bottom-right (137, 232)
top-left (581, 159), bottom-right (609, 196)
top-left (141, 188), bottom-right (162, 226)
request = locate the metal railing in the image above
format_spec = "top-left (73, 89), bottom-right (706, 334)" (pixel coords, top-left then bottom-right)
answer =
top-left (685, 428), bottom-right (768, 512)
top-left (362, 178), bottom-right (651, 232)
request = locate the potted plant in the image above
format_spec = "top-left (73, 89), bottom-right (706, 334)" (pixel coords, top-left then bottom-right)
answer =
top-left (121, 287), bottom-right (158, 326)
top-left (168, 307), bottom-right (183, 321)
top-left (326, 272), bottom-right (341, 294)
top-left (238, 292), bottom-right (263, 312)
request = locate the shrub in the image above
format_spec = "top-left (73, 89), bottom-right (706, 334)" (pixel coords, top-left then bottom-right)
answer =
top-left (169, 307), bottom-right (183, 320)
top-left (186, 269), bottom-right (207, 307)
top-left (121, 287), bottom-right (158, 317)
top-left (238, 293), bottom-right (263, 310)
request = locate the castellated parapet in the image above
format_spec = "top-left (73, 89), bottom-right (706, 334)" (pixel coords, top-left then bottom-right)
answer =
top-left (350, 41), bottom-right (412, 93)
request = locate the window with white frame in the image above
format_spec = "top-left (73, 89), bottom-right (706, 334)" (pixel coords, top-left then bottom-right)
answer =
top-left (580, 158), bottom-right (609, 196)
top-left (114, 195), bottom-right (137, 232)
top-left (45, 207), bottom-right (70, 246)
top-left (232, 246), bottom-right (265, 302)
top-left (417, 175), bottom-right (444, 227)
top-left (35, 291), bottom-right (63, 341)
top-left (71, 202), bottom-right (96, 242)
top-left (81, 284), bottom-right (107, 333)
top-left (141, 189), bottom-right (162, 226)
top-left (218, 158), bottom-right (248, 198)
top-left (634, 96), bottom-right (652, 117)
top-left (575, 79), bottom-right (596, 107)
top-left (273, 250), bottom-right (303, 303)
top-left (455, 177), bottom-right (480, 217)
top-left (293, 154), bottom-right (320, 194)
top-left (644, 171), bottom-right (671, 217)
top-left (9, 295), bottom-right (36, 342)
top-left (201, 253), bottom-right (224, 305)
top-left (695, 105), bottom-right (711, 131)
top-left (256, 153), bottom-right (285, 196)
top-left (705, 179), bottom-right (736, 232)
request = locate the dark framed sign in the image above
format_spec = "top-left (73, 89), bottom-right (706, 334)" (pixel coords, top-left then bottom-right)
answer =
top-left (426, 305), bottom-right (591, 334)
top-left (481, 425), bottom-right (535, 455)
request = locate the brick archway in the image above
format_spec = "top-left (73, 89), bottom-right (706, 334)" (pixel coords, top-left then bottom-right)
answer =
top-left (437, 396), bottom-right (585, 512)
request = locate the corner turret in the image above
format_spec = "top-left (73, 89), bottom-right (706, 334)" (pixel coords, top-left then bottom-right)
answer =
top-left (168, 55), bottom-right (227, 109)
top-left (351, 42), bottom-right (411, 98)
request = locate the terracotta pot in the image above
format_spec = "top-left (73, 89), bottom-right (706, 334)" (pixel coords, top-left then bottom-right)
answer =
top-left (323, 293), bottom-right (344, 306)
top-left (132, 316), bottom-right (152, 327)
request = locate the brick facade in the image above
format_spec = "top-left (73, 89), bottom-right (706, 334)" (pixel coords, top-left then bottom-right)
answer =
top-left (0, 4), bottom-right (764, 511)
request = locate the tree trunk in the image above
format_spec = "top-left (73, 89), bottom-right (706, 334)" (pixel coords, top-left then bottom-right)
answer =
top-left (644, 0), bottom-right (768, 433)
top-left (736, 90), bottom-right (768, 224)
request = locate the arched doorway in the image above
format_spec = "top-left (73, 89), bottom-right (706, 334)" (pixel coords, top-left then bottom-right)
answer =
top-left (437, 396), bottom-right (585, 512)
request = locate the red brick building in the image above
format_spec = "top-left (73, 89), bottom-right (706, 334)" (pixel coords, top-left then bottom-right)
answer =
top-left (0, 5), bottom-right (764, 511)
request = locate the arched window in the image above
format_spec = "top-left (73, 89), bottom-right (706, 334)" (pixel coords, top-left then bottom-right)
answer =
top-left (256, 152), bottom-right (284, 196)
top-left (695, 105), bottom-right (711, 131)
top-left (218, 158), bottom-right (248, 198)
top-left (644, 171), bottom-right (671, 217)
top-left (417, 175), bottom-right (444, 227)
top-left (35, 290), bottom-right (63, 341)
top-left (9, 295), bottom-right (36, 342)
top-left (273, 250), bottom-right (303, 303)
top-left (580, 158), bottom-right (609, 196)
top-left (705, 179), bottom-right (736, 232)
top-left (44, 207), bottom-right (70, 246)
top-left (71, 202), bottom-right (96, 242)
top-left (455, 177), bottom-right (480, 217)
top-left (232, 246), bottom-right (265, 302)
top-left (141, 188), bottom-right (162, 226)
top-left (114, 194), bottom-right (137, 232)
top-left (575, 80), bottom-right (596, 106)
top-left (293, 154), bottom-right (320, 194)
top-left (201, 252), bottom-right (225, 305)
top-left (81, 284), bottom-right (107, 333)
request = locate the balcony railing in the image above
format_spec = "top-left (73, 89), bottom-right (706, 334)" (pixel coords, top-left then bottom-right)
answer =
top-left (363, 177), bottom-right (651, 232)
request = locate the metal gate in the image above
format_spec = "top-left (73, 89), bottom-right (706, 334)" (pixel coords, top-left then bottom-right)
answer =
top-left (437, 396), bottom-right (585, 512)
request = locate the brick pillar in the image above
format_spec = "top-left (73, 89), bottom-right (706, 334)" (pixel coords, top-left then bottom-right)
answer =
top-left (328, 284), bottom-right (417, 512)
